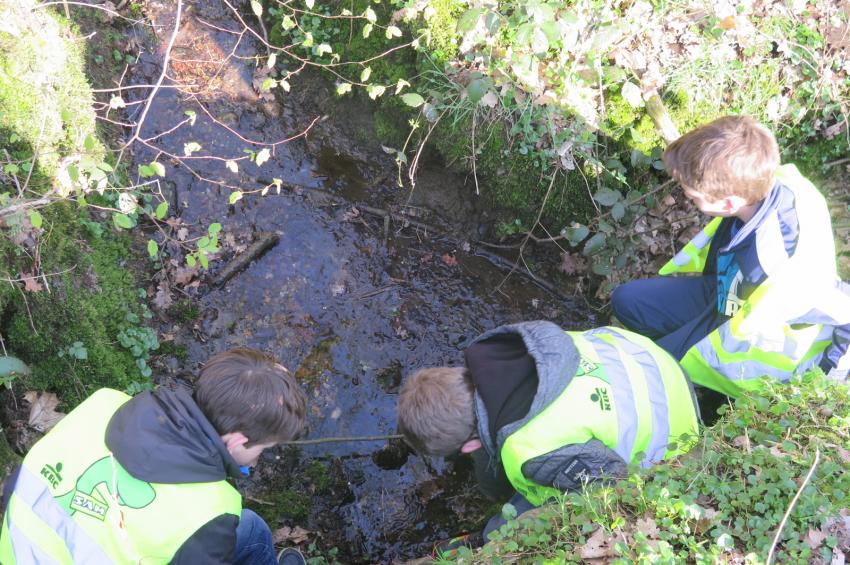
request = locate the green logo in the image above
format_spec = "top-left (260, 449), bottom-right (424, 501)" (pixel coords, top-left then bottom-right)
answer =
top-left (576, 356), bottom-right (598, 376)
top-left (40, 462), bottom-right (63, 488)
top-left (590, 387), bottom-right (611, 411)
top-left (54, 456), bottom-right (156, 521)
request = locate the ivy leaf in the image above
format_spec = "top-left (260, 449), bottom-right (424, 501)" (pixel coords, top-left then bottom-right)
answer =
top-left (109, 96), bottom-right (126, 109)
top-left (150, 161), bottom-right (166, 177)
top-left (611, 202), bottom-right (626, 221)
top-left (385, 26), bottom-right (402, 39)
top-left (582, 233), bottom-right (607, 256)
top-left (229, 191), bottom-right (243, 204)
top-left (84, 134), bottom-right (96, 152)
top-left (255, 148), bottom-right (271, 166)
top-left (364, 7), bottom-right (377, 23)
top-left (594, 188), bottom-right (621, 207)
top-left (562, 225), bottom-right (589, 246)
top-left (360, 67), bottom-right (372, 82)
top-left (267, 53), bottom-right (277, 69)
top-left (183, 142), bottom-right (202, 156)
top-left (465, 78), bottom-right (490, 104)
top-left (155, 201), bottom-right (169, 219)
top-left (113, 213), bottom-right (134, 229)
top-left (147, 239), bottom-right (159, 257)
top-left (29, 210), bottom-right (43, 229)
top-left (401, 93), bottom-right (425, 107)
top-left (302, 32), bottom-right (314, 48)
top-left (184, 110), bottom-right (197, 126)
top-left (226, 160), bottom-right (238, 173)
top-left (457, 8), bottom-right (484, 33)
top-left (367, 85), bottom-right (386, 100)
top-left (362, 23), bottom-right (373, 38)
top-left (250, 0), bottom-right (262, 17)
top-left (395, 79), bottom-right (410, 94)
top-left (281, 15), bottom-right (296, 30)
top-left (316, 44), bottom-right (333, 57)
top-left (336, 82), bottom-right (352, 95)
top-left (305, 0), bottom-right (314, 7)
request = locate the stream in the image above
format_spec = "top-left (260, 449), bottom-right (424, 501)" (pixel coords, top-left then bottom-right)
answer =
top-left (127, 1), bottom-right (593, 561)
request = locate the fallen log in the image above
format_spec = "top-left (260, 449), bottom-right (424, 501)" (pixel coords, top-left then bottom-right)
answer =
top-left (212, 231), bottom-right (279, 288)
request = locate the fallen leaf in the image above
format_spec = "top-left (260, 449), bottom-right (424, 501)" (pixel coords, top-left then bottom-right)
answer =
top-left (153, 283), bottom-right (173, 311)
top-left (580, 527), bottom-right (617, 560)
top-left (177, 227), bottom-right (189, 241)
top-left (173, 265), bottom-right (199, 286)
top-left (718, 15), bottom-right (737, 30)
top-left (837, 446), bottom-right (850, 463)
top-left (341, 207), bottom-right (360, 221)
top-left (441, 253), bottom-right (458, 267)
top-left (560, 251), bottom-right (587, 275)
top-left (636, 516), bottom-right (660, 539)
top-left (272, 525), bottom-right (312, 545)
top-left (19, 272), bottom-right (43, 293)
top-left (24, 391), bottom-right (65, 432)
top-left (807, 528), bottom-right (828, 550)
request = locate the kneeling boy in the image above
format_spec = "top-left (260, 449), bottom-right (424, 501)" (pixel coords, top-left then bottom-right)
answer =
top-left (397, 321), bottom-right (700, 542)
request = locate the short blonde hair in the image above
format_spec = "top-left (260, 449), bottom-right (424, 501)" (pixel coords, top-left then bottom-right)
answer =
top-left (663, 116), bottom-right (779, 204)
top-left (397, 367), bottom-right (475, 457)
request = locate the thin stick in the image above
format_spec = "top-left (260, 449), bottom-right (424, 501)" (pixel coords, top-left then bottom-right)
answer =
top-left (766, 447), bottom-right (821, 565)
top-left (280, 434), bottom-right (403, 446)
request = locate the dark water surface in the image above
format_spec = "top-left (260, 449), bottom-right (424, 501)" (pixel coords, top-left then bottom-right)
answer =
top-left (129, 1), bottom-right (592, 561)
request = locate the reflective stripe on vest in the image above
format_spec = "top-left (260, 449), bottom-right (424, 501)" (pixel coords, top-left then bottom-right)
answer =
top-left (659, 217), bottom-right (723, 275)
top-left (587, 328), bottom-right (670, 465)
top-left (499, 328), bottom-right (699, 506)
top-left (8, 466), bottom-right (112, 564)
top-left (3, 504), bottom-right (63, 565)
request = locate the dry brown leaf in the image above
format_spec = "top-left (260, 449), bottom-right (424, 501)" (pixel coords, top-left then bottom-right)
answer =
top-left (441, 253), bottom-right (458, 267)
top-left (173, 265), bottom-right (199, 286)
top-left (176, 227), bottom-right (189, 241)
top-left (807, 528), bottom-right (828, 550)
top-left (636, 517), bottom-right (660, 539)
top-left (580, 527), bottom-right (617, 560)
top-left (24, 391), bottom-right (65, 432)
top-left (560, 251), bottom-right (587, 275)
top-left (272, 526), bottom-right (312, 544)
top-left (19, 272), bottom-right (43, 293)
top-left (153, 283), bottom-right (173, 311)
top-left (718, 15), bottom-right (737, 29)
top-left (341, 207), bottom-right (360, 222)
top-left (837, 446), bottom-right (850, 464)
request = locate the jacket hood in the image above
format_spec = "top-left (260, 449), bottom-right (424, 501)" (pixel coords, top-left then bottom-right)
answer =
top-left (470, 321), bottom-right (579, 461)
top-left (105, 385), bottom-right (242, 483)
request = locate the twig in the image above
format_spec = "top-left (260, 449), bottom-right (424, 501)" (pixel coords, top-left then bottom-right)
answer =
top-left (766, 447), bottom-right (821, 565)
top-left (125, 0), bottom-right (183, 148)
top-left (2, 149), bottom-right (23, 197)
top-left (471, 109), bottom-right (479, 195)
top-left (826, 157), bottom-right (850, 168)
top-left (280, 434), bottom-right (403, 446)
top-left (0, 197), bottom-right (54, 219)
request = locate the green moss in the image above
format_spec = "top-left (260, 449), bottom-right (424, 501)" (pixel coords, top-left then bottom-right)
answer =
top-left (0, 0), bottom-right (103, 178)
top-left (304, 460), bottom-right (332, 494)
top-left (157, 341), bottom-right (189, 362)
top-left (246, 485), bottom-right (313, 525)
top-left (0, 2), bottom-right (148, 408)
top-left (168, 298), bottom-right (200, 323)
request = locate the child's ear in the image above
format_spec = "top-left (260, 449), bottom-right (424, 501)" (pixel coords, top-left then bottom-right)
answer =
top-left (724, 195), bottom-right (748, 213)
top-left (460, 438), bottom-right (482, 453)
top-left (221, 431), bottom-right (249, 455)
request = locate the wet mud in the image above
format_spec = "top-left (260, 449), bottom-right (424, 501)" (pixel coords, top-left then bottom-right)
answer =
top-left (128, 1), bottom-right (592, 561)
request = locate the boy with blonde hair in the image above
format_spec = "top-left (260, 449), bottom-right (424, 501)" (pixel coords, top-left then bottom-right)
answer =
top-left (612, 116), bottom-right (850, 396)
top-left (398, 321), bottom-right (700, 544)
top-left (1, 348), bottom-right (308, 564)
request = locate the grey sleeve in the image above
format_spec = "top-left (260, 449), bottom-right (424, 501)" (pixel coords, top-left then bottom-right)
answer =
top-left (520, 439), bottom-right (627, 493)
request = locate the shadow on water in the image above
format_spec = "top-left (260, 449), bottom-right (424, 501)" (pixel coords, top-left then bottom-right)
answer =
top-left (128, 1), bottom-right (593, 561)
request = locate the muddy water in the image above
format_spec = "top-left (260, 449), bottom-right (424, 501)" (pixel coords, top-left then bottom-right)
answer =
top-left (129, 1), bottom-right (592, 561)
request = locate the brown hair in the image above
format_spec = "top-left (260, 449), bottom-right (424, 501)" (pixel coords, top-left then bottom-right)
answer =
top-left (397, 367), bottom-right (475, 457)
top-left (663, 116), bottom-right (780, 204)
top-left (195, 348), bottom-right (306, 445)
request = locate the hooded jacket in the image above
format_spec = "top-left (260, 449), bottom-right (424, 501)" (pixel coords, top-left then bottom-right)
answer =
top-left (105, 385), bottom-right (244, 563)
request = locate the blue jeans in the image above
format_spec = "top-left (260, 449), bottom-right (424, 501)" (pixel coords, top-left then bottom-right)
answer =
top-left (611, 275), bottom-right (723, 360)
top-left (234, 509), bottom-right (276, 565)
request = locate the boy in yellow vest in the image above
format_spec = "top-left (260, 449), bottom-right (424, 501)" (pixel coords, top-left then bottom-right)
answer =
top-left (611, 116), bottom-right (850, 397)
top-left (397, 320), bottom-right (700, 550)
top-left (0, 348), bottom-right (309, 565)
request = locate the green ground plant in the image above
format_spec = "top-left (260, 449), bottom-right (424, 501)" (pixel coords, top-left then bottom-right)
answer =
top-left (439, 372), bottom-right (850, 564)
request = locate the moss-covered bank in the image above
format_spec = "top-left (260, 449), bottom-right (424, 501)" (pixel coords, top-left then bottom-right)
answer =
top-left (0, 0), bottom-right (152, 470)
